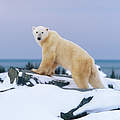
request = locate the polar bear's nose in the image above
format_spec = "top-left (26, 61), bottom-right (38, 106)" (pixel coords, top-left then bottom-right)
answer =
top-left (37, 37), bottom-right (41, 40)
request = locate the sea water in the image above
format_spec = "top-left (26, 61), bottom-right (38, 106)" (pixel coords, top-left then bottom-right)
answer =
top-left (0, 59), bottom-right (120, 77)
top-left (0, 59), bottom-right (41, 70)
top-left (95, 60), bottom-right (120, 77)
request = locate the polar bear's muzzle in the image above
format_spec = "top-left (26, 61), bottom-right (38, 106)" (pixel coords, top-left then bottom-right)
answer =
top-left (37, 37), bottom-right (41, 40)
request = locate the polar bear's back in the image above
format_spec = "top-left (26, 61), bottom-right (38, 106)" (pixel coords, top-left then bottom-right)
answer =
top-left (49, 31), bottom-right (93, 70)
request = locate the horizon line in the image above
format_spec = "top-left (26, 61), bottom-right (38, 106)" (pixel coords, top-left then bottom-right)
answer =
top-left (0, 59), bottom-right (120, 61)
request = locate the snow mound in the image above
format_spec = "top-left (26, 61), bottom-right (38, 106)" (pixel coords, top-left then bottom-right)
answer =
top-left (0, 84), bottom-right (120, 120)
top-left (0, 68), bottom-right (120, 120)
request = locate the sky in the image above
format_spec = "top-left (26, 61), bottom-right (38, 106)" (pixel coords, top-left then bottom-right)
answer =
top-left (0, 0), bottom-right (120, 60)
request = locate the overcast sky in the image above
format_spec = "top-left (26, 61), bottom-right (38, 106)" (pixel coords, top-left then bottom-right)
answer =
top-left (0, 0), bottom-right (120, 60)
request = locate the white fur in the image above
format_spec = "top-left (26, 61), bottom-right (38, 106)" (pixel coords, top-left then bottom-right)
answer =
top-left (32, 26), bottom-right (49, 46)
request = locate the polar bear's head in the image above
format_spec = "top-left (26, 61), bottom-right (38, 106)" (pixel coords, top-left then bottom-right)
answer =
top-left (32, 26), bottom-right (49, 45)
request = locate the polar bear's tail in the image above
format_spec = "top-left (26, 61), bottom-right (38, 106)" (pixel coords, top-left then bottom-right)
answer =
top-left (89, 64), bottom-right (105, 88)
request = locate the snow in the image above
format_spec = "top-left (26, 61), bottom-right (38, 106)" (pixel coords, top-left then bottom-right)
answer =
top-left (78, 111), bottom-right (120, 120)
top-left (104, 78), bottom-right (120, 90)
top-left (0, 85), bottom-right (62, 120)
top-left (1, 84), bottom-right (120, 120)
top-left (1, 70), bottom-right (120, 120)
top-left (73, 89), bottom-right (120, 116)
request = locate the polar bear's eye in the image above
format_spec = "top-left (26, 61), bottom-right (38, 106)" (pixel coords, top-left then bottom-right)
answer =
top-left (36, 31), bottom-right (38, 34)
top-left (41, 32), bottom-right (44, 34)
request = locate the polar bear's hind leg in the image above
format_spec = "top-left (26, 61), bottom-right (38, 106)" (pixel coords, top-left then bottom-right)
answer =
top-left (89, 65), bottom-right (105, 88)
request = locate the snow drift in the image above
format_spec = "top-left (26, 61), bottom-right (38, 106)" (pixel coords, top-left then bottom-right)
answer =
top-left (0, 67), bottom-right (120, 120)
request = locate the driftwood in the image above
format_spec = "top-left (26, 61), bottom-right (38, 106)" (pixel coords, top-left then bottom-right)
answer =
top-left (7, 67), bottom-right (95, 92)
top-left (60, 97), bottom-right (93, 120)
top-left (0, 87), bottom-right (15, 93)
top-left (8, 67), bottom-right (70, 88)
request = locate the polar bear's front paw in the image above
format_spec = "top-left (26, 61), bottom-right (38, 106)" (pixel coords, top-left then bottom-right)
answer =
top-left (31, 68), bottom-right (38, 73)
top-left (31, 68), bottom-right (46, 75)
top-left (47, 71), bottom-right (54, 76)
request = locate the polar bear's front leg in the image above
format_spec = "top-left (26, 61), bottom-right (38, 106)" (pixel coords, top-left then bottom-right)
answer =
top-left (33, 51), bottom-right (56, 76)
top-left (31, 63), bottom-right (52, 75)
top-left (47, 63), bottom-right (58, 76)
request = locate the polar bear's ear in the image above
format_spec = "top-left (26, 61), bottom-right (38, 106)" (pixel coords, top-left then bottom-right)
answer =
top-left (32, 26), bottom-right (36, 31)
top-left (46, 28), bottom-right (49, 31)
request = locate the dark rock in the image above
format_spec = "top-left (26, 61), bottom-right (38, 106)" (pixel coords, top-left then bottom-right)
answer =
top-left (33, 77), bottom-right (39, 84)
top-left (0, 78), bottom-right (3, 83)
top-left (8, 67), bottom-right (19, 84)
top-left (112, 108), bottom-right (120, 111)
top-left (54, 74), bottom-right (72, 78)
top-left (8, 67), bottom-right (34, 86)
top-left (47, 80), bottom-right (70, 88)
top-left (108, 84), bottom-right (114, 89)
top-left (17, 73), bottom-right (34, 87)
top-left (7, 67), bottom-right (71, 88)
top-left (63, 88), bottom-right (94, 92)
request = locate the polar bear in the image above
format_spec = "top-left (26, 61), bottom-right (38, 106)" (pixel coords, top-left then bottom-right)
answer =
top-left (32, 26), bottom-right (104, 89)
